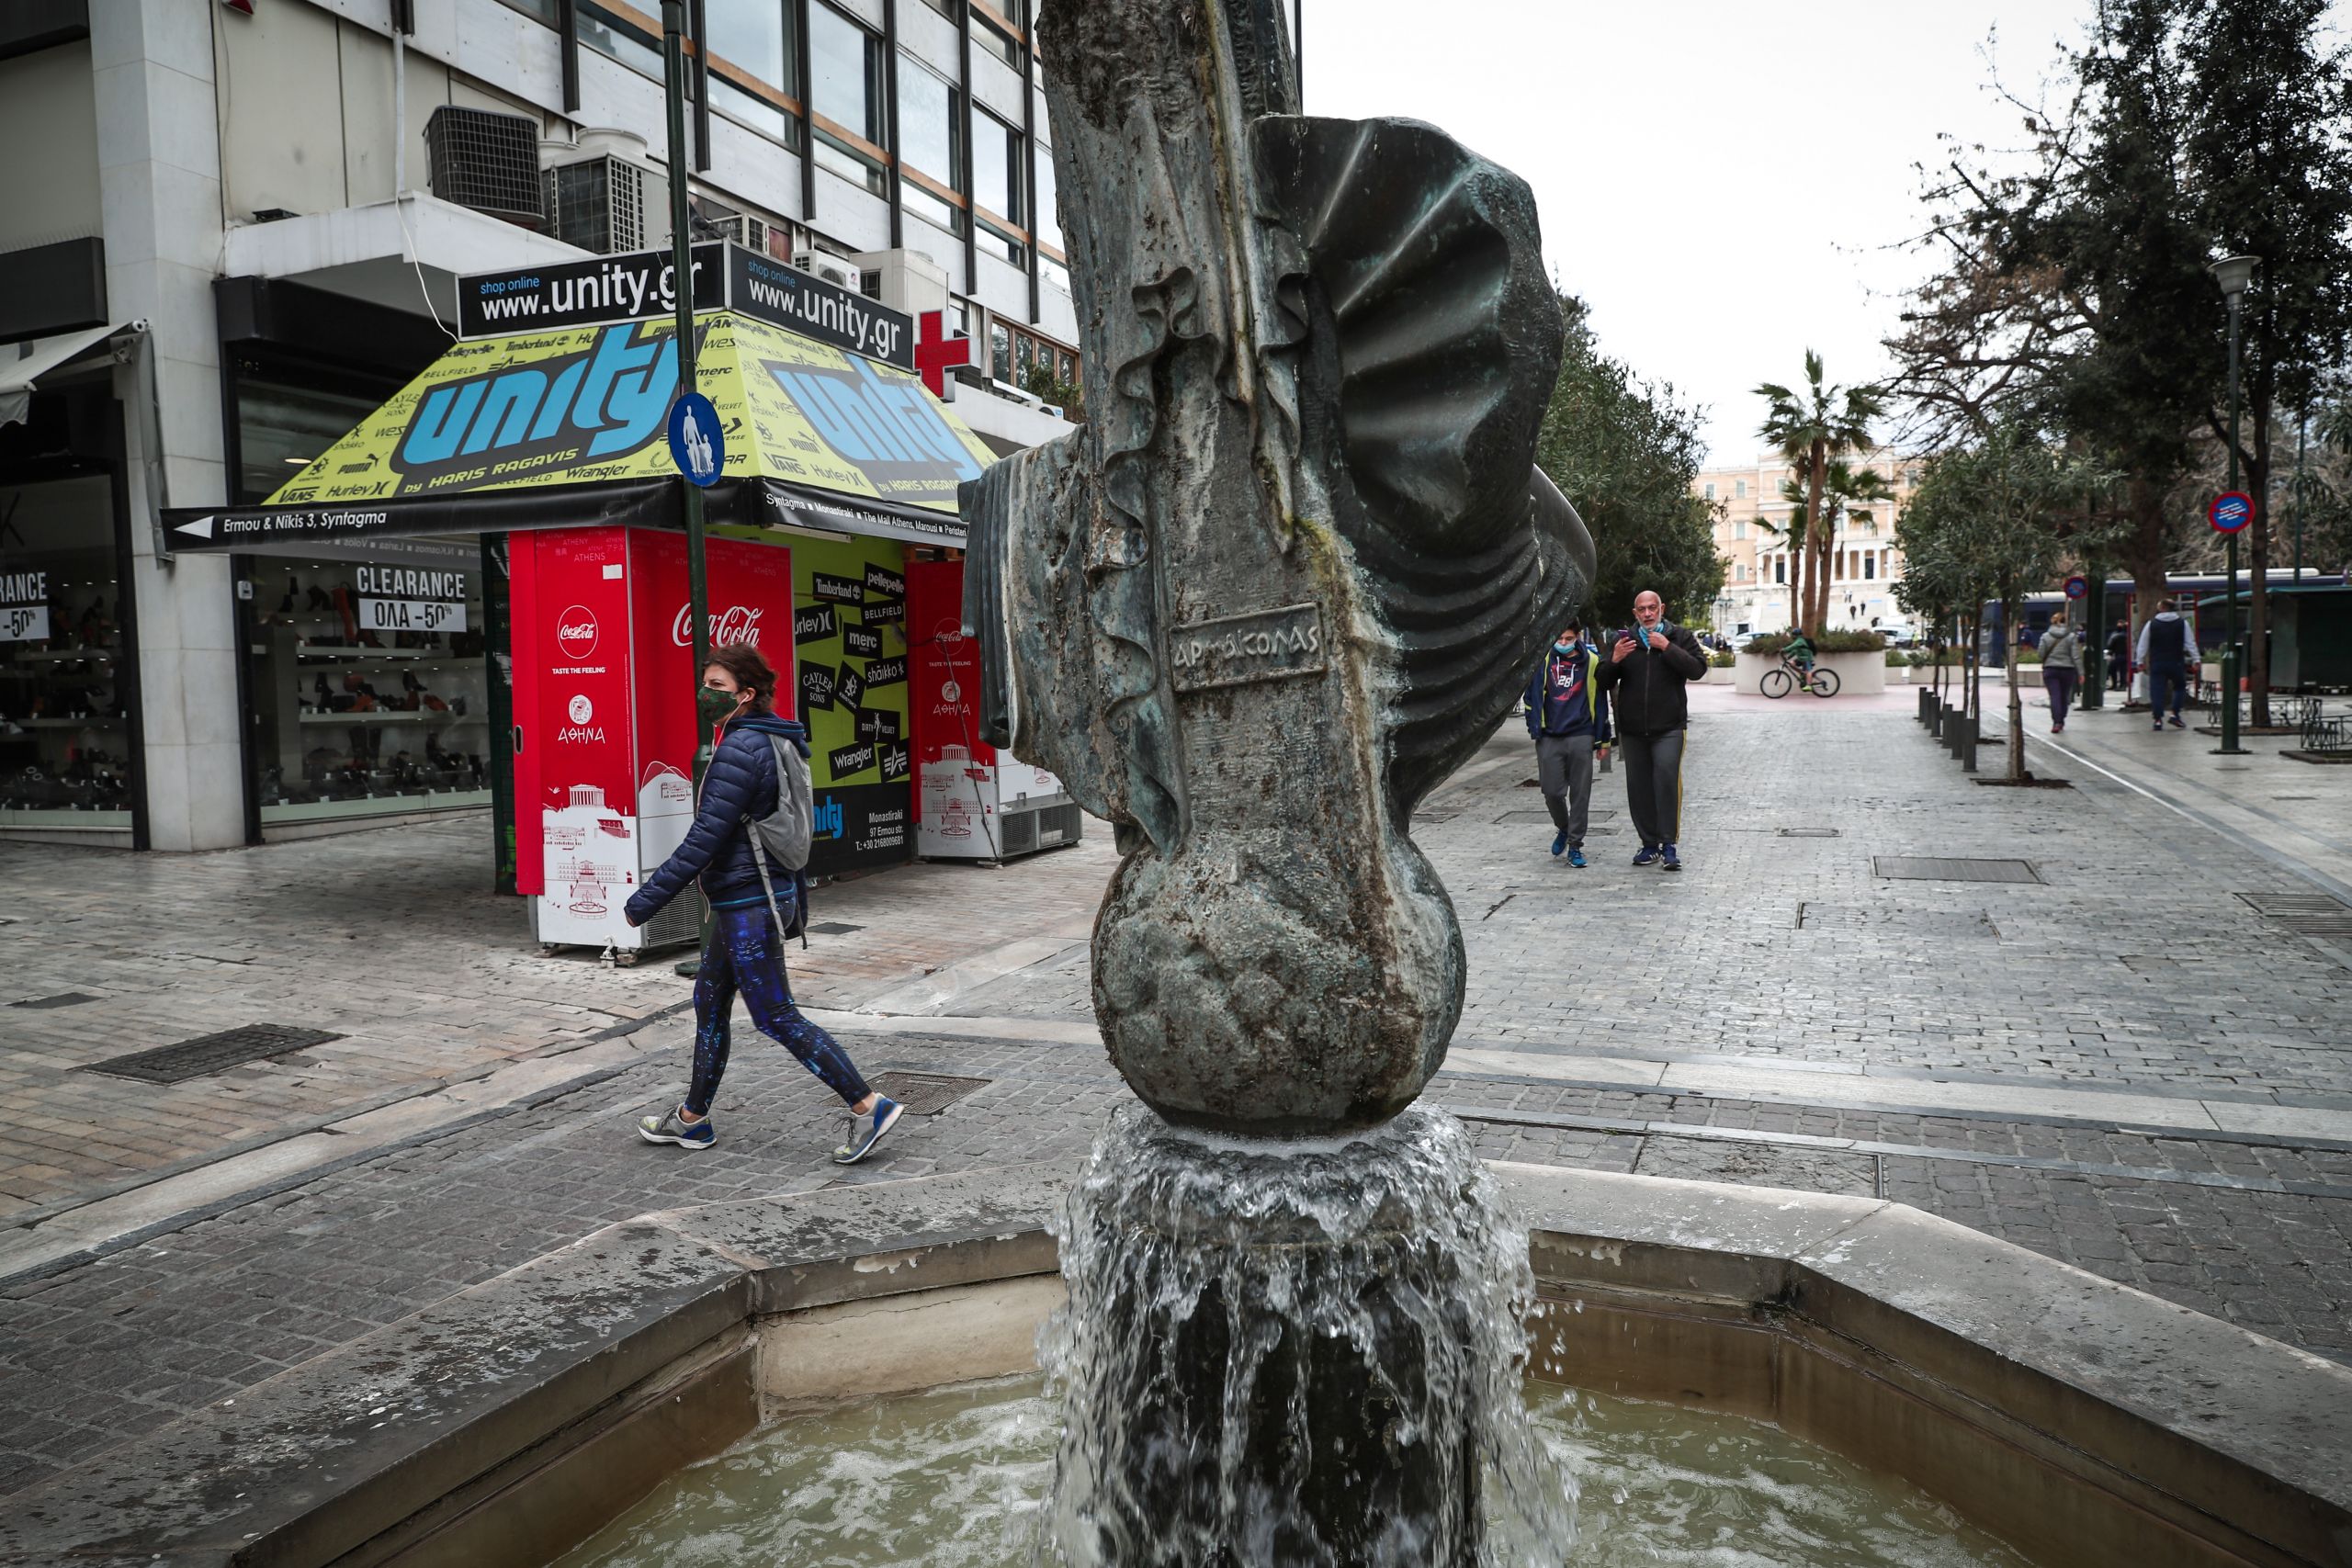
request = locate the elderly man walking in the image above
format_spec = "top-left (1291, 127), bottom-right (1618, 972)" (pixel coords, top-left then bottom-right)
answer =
top-left (1596, 590), bottom-right (1709, 871)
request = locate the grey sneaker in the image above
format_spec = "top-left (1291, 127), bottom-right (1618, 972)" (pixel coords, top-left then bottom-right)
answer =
top-left (638, 1105), bottom-right (715, 1149)
top-left (834, 1097), bottom-right (905, 1165)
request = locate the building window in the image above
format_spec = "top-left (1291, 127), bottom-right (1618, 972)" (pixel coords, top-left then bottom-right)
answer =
top-left (0, 476), bottom-right (135, 832)
top-left (810, 4), bottom-right (886, 145)
top-left (989, 321), bottom-right (1012, 381)
top-left (1774, 558), bottom-right (1786, 585)
top-left (897, 57), bottom-right (961, 187)
top-left (969, 10), bottom-right (1020, 67)
top-left (1035, 150), bottom-right (1061, 255)
top-left (1702, 482), bottom-right (1715, 501)
top-left (1864, 554), bottom-right (1876, 581)
top-left (1733, 520), bottom-right (1746, 540)
top-left (1735, 479), bottom-right (1747, 499)
top-left (705, 0), bottom-right (802, 146)
top-left (970, 106), bottom-right (1023, 227)
top-left (580, 3), bottom-right (663, 77)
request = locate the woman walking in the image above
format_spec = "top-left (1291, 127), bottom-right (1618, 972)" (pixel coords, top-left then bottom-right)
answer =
top-left (2037, 612), bottom-right (2085, 734)
top-left (623, 646), bottom-right (902, 1163)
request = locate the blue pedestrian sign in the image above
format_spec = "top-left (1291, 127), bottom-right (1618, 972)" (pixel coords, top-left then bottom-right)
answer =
top-left (2209, 491), bottom-right (2253, 535)
top-left (2063, 574), bottom-right (2089, 601)
top-left (668, 392), bottom-right (724, 487)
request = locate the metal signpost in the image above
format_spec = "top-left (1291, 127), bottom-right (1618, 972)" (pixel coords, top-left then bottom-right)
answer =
top-left (661, 1), bottom-right (711, 694)
top-left (2211, 490), bottom-right (2253, 754)
top-left (2064, 574), bottom-right (2100, 710)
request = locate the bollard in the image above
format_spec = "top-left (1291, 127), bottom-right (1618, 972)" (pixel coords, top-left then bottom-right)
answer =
top-left (1961, 715), bottom-right (1979, 773)
top-left (1931, 699), bottom-right (1945, 739)
top-left (1946, 705), bottom-right (1965, 756)
top-left (1917, 687), bottom-right (1933, 726)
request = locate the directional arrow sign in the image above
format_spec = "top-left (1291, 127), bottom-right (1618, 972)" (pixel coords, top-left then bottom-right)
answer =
top-left (179, 514), bottom-right (216, 540)
top-left (2210, 491), bottom-right (2254, 534)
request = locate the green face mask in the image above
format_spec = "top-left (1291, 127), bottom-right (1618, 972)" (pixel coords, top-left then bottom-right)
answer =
top-left (696, 685), bottom-right (741, 727)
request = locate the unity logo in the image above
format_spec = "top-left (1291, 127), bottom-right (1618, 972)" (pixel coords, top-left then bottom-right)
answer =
top-left (763, 355), bottom-right (982, 502)
top-left (392, 323), bottom-right (688, 488)
top-left (556, 605), bottom-right (599, 659)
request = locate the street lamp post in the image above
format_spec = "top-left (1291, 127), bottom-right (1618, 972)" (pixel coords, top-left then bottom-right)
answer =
top-left (2210, 254), bottom-right (2258, 757)
top-left (662, 1), bottom-right (712, 698)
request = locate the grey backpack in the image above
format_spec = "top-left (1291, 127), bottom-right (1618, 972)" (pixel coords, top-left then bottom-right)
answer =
top-left (745, 733), bottom-right (815, 945)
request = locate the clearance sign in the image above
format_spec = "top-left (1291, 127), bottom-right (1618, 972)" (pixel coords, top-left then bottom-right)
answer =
top-left (261, 310), bottom-right (993, 516)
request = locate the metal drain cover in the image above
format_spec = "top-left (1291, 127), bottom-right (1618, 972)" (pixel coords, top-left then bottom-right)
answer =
top-left (808, 921), bottom-right (865, 936)
top-left (1778, 828), bottom-right (1840, 838)
top-left (868, 1071), bottom-right (991, 1115)
top-left (1873, 856), bottom-right (2042, 885)
top-left (86, 1024), bottom-right (344, 1084)
top-left (10, 992), bottom-right (98, 1010)
top-left (2234, 892), bottom-right (2352, 937)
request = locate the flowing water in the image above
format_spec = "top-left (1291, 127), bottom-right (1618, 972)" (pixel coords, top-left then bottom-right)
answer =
top-left (554, 1375), bottom-right (2036, 1567)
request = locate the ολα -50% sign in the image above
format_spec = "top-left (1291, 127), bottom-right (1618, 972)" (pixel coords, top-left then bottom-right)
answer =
top-left (361, 598), bottom-right (468, 633)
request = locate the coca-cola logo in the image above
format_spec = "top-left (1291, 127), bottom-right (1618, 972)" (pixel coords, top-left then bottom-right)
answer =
top-left (671, 604), bottom-right (766, 648)
top-left (556, 605), bottom-right (598, 659)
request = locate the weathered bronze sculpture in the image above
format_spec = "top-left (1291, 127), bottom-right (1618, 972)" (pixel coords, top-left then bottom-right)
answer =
top-left (965, 0), bottom-right (1591, 1136)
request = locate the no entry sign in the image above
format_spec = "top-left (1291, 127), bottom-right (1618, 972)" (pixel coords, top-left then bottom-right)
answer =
top-left (2210, 491), bottom-right (2254, 534)
top-left (2063, 575), bottom-right (2089, 600)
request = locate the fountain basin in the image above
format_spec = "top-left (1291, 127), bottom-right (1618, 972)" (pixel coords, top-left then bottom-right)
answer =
top-left (6, 1160), bottom-right (2346, 1567)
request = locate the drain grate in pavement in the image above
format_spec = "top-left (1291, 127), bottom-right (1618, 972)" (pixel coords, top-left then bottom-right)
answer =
top-left (868, 1071), bottom-right (992, 1115)
top-left (85, 1024), bottom-right (345, 1084)
top-left (807, 921), bottom-right (865, 936)
top-left (1778, 828), bottom-right (1840, 838)
top-left (11, 992), bottom-right (98, 1010)
top-left (1873, 856), bottom-right (2042, 885)
top-left (2234, 891), bottom-right (2352, 937)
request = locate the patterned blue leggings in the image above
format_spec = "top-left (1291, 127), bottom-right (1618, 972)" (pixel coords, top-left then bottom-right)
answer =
top-left (688, 904), bottom-right (870, 1116)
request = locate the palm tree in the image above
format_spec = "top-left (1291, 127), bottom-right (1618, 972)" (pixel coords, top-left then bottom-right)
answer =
top-left (1756, 353), bottom-right (1888, 636)
top-left (1757, 461), bottom-right (1895, 632)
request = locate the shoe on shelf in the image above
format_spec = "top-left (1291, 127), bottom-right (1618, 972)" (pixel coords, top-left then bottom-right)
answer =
top-left (639, 1105), bottom-right (714, 1150)
top-left (1551, 830), bottom-right (1567, 858)
top-left (1566, 848), bottom-right (1588, 869)
top-left (1661, 843), bottom-right (1681, 871)
top-left (1632, 845), bottom-right (1659, 867)
top-left (835, 1096), bottom-right (905, 1165)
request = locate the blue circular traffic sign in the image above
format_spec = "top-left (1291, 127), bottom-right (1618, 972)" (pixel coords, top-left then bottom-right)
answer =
top-left (2063, 575), bottom-right (2089, 600)
top-left (2209, 491), bottom-right (2253, 534)
top-left (668, 392), bottom-right (724, 487)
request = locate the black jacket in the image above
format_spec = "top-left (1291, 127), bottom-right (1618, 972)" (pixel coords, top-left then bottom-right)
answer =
top-left (1593, 623), bottom-right (1708, 735)
top-left (626, 714), bottom-right (808, 926)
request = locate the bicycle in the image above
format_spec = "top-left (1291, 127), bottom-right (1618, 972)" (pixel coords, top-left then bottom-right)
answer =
top-left (1759, 654), bottom-right (1838, 699)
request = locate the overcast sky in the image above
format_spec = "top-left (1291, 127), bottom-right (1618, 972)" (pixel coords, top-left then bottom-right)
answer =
top-left (1297, 0), bottom-right (2346, 467)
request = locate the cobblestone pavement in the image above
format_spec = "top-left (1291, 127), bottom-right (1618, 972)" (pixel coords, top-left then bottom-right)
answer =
top-left (0, 814), bottom-right (1112, 1219)
top-left (4, 691), bottom-right (2349, 1504)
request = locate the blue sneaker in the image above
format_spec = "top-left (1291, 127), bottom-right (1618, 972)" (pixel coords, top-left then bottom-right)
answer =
top-left (1661, 843), bottom-right (1681, 871)
top-left (1632, 845), bottom-right (1659, 866)
top-left (638, 1105), bottom-right (715, 1150)
top-left (834, 1096), bottom-right (905, 1165)
top-left (1550, 830), bottom-right (1567, 857)
top-left (1566, 848), bottom-right (1588, 868)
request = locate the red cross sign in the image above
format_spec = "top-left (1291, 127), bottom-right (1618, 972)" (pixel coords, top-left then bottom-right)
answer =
top-left (914, 310), bottom-right (973, 398)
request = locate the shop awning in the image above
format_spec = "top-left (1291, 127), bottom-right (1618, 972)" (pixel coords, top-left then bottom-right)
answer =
top-left (1, 322), bottom-right (126, 427)
top-left (159, 310), bottom-right (995, 552)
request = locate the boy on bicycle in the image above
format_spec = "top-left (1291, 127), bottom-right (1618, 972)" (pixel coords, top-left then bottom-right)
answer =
top-left (1782, 626), bottom-right (1816, 687)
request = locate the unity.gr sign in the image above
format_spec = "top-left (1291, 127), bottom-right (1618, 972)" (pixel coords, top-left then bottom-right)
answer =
top-left (455, 242), bottom-right (916, 373)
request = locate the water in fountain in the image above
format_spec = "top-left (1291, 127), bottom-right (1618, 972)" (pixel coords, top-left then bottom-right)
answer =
top-left (1035, 1104), bottom-right (1577, 1566)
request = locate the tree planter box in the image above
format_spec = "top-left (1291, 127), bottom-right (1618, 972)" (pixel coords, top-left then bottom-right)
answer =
top-left (1735, 650), bottom-right (1887, 695)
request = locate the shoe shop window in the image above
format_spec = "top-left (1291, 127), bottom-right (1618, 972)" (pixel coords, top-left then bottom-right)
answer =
top-left (245, 543), bottom-right (493, 828)
top-left (0, 477), bottom-right (136, 837)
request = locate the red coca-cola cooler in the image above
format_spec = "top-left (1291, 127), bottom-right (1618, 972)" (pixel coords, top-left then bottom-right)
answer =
top-left (511, 526), bottom-right (795, 955)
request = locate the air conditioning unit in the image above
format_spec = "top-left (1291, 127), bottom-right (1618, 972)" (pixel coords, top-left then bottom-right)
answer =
top-left (424, 107), bottom-right (544, 226)
top-left (794, 252), bottom-right (862, 292)
top-left (542, 156), bottom-right (647, 254)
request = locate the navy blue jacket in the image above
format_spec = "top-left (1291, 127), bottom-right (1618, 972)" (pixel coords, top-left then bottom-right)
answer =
top-left (1523, 644), bottom-right (1612, 743)
top-left (626, 714), bottom-right (808, 927)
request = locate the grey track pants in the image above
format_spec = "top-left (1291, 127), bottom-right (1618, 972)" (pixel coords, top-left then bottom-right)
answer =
top-left (1534, 732), bottom-right (1595, 844)
top-left (1619, 730), bottom-right (1685, 848)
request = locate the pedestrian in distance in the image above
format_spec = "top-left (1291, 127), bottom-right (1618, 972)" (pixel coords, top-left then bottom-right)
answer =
top-left (2037, 612), bottom-right (2084, 734)
top-left (1596, 590), bottom-right (1708, 872)
top-left (1522, 616), bottom-right (1611, 868)
top-left (2135, 599), bottom-right (2196, 731)
top-left (624, 645), bottom-right (903, 1164)
top-left (2105, 619), bottom-right (2130, 692)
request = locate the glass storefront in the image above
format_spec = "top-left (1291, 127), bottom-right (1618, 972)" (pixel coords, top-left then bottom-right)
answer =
top-left (244, 541), bottom-right (494, 827)
top-left (0, 475), bottom-right (134, 833)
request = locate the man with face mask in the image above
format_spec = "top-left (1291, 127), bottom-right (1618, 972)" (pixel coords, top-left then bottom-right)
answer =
top-left (1596, 590), bottom-right (1709, 870)
top-left (1522, 617), bottom-right (1611, 867)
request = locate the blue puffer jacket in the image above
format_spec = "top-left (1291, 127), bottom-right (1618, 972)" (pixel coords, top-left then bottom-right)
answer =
top-left (626, 714), bottom-right (809, 926)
